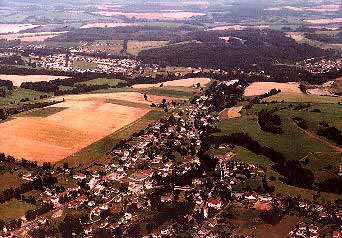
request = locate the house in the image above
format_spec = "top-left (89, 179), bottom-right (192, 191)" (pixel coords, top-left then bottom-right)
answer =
top-left (319, 210), bottom-right (327, 218)
top-left (207, 199), bottom-right (222, 210)
top-left (94, 185), bottom-right (105, 196)
top-left (84, 228), bottom-right (92, 235)
top-left (68, 200), bottom-right (82, 209)
top-left (309, 225), bottom-right (318, 234)
top-left (99, 204), bottom-right (109, 210)
top-left (144, 178), bottom-right (154, 189)
top-left (128, 182), bottom-right (144, 194)
top-left (151, 232), bottom-right (161, 238)
top-left (161, 193), bottom-right (174, 203)
top-left (73, 173), bottom-right (87, 180)
top-left (209, 218), bottom-right (218, 227)
top-left (22, 173), bottom-right (35, 181)
top-left (332, 231), bottom-right (341, 238)
top-left (298, 223), bottom-right (307, 231)
top-left (245, 194), bottom-right (257, 202)
top-left (99, 220), bottom-right (108, 229)
top-left (92, 207), bottom-right (101, 216)
top-left (107, 172), bottom-right (124, 181)
top-left (161, 228), bottom-right (170, 235)
top-left (79, 195), bottom-right (88, 203)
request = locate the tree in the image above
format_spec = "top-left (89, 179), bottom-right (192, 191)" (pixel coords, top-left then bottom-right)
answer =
top-left (58, 215), bottom-right (82, 238)
top-left (259, 208), bottom-right (284, 225)
top-left (25, 209), bottom-right (37, 221)
top-left (94, 229), bottom-right (112, 238)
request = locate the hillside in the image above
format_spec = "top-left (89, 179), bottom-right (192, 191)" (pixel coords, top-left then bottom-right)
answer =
top-left (138, 29), bottom-right (333, 70)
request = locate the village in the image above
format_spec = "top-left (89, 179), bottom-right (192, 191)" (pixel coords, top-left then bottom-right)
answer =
top-left (26, 53), bottom-right (154, 75)
top-left (298, 58), bottom-right (342, 75)
top-left (0, 80), bottom-right (341, 238)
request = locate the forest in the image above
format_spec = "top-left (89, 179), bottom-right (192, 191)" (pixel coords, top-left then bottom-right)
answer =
top-left (139, 29), bottom-right (335, 71)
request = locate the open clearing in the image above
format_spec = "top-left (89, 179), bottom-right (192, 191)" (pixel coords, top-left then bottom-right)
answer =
top-left (210, 25), bottom-right (270, 31)
top-left (0, 32), bottom-right (67, 42)
top-left (286, 32), bottom-right (305, 42)
top-left (304, 18), bottom-right (342, 24)
top-left (244, 82), bottom-right (302, 96)
top-left (267, 4), bottom-right (341, 12)
top-left (94, 11), bottom-right (205, 20)
top-left (0, 200), bottom-right (36, 222)
top-left (80, 22), bottom-right (133, 29)
top-left (0, 24), bottom-right (41, 34)
top-left (0, 92), bottom-right (179, 163)
top-left (219, 106), bottom-right (243, 120)
top-left (256, 216), bottom-right (301, 238)
top-left (132, 77), bottom-right (211, 89)
top-left (263, 92), bottom-right (341, 104)
top-left (0, 74), bottom-right (70, 87)
top-left (127, 40), bottom-right (169, 56)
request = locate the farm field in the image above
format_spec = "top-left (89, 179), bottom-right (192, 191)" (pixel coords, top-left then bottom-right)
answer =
top-left (0, 88), bottom-right (51, 108)
top-left (286, 32), bottom-right (305, 42)
top-left (0, 74), bottom-right (70, 87)
top-left (0, 24), bottom-right (41, 34)
top-left (0, 200), bottom-right (36, 222)
top-left (53, 91), bottom-right (184, 106)
top-left (93, 11), bottom-right (206, 20)
top-left (267, 4), bottom-right (341, 12)
top-left (304, 18), bottom-right (342, 24)
top-left (219, 106), bottom-right (243, 120)
top-left (286, 32), bottom-right (342, 51)
top-left (263, 92), bottom-right (341, 104)
top-left (216, 110), bottom-right (334, 162)
top-left (256, 216), bottom-right (301, 238)
top-left (0, 173), bottom-right (22, 193)
top-left (0, 32), bottom-right (67, 42)
top-left (137, 87), bottom-right (196, 98)
top-left (0, 92), bottom-right (179, 164)
top-left (58, 110), bottom-right (165, 168)
top-left (215, 102), bottom-right (342, 201)
top-left (80, 40), bottom-right (123, 55)
top-left (244, 82), bottom-right (302, 96)
top-left (132, 77), bottom-right (211, 89)
top-left (127, 40), bottom-right (169, 56)
top-left (210, 25), bottom-right (270, 31)
top-left (76, 78), bottom-right (124, 87)
top-left (71, 60), bottom-right (98, 70)
top-left (80, 22), bottom-right (133, 28)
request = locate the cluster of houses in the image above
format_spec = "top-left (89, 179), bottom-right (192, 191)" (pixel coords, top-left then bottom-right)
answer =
top-left (26, 53), bottom-right (148, 75)
top-left (289, 223), bottom-right (319, 238)
top-left (298, 58), bottom-right (342, 74)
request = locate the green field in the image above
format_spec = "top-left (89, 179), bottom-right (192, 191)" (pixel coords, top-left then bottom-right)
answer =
top-left (20, 107), bottom-right (67, 117)
top-left (84, 40), bottom-right (124, 55)
top-left (127, 40), bottom-right (169, 56)
top-left (72, 60), bottom-right (98, 70)
top-left (0, 88), bottom-right (51, 108)
top-left (77, 78), bottom-right (125, 87)
top-left (263, 93), bottom-right (341, 104)
top-left (215, 101), bottom-right (342, 201)
top-left (0, 173), bottom-right (22, 193)
top-left (58, 85), bottom-right (74, 91)
top-left (138, 87), bottom-right (195, 99)
top-left (0, 200), bottom-right (36, 222)
top-left (216, 111), bottom-right (333, 162)
top-left (56, 110), bottom-right (165, 168)
top-left (290, 103), bottom-right (342, 130)
top-left (105, 98), bottom-right (150, 108)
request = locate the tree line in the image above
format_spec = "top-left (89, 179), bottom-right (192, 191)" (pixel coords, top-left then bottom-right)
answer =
top-left (0, 100), bottom-right (62, 121)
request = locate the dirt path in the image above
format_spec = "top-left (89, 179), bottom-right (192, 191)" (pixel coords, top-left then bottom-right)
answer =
top-left (289, 116), bottom-right (342, 152)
